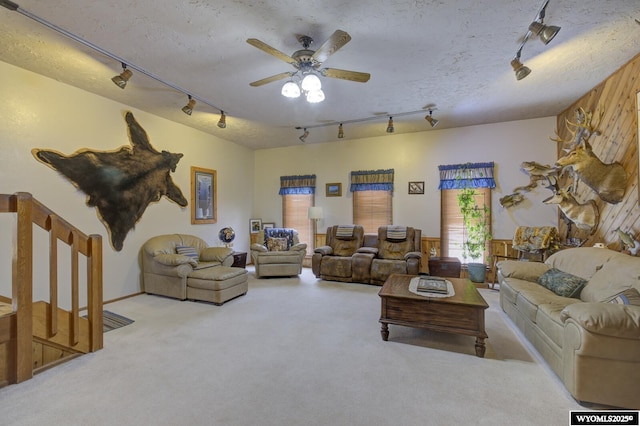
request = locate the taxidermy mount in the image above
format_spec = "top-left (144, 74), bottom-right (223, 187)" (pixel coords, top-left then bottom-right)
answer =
top-left (32, 111), bottom-right (187, 251)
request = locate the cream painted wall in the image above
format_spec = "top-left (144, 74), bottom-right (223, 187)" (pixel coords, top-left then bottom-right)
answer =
top-left (0, 61), bottom-right (254, 305)
top-left (0, 58), bottom-right (561, 306)
top-left (254, 117), bottom-right (559, 240)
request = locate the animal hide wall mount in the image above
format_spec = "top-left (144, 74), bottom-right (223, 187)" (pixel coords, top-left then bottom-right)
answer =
top-left (33, 111), bottom-right (188, 251)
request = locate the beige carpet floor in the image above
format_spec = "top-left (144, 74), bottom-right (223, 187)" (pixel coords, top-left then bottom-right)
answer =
top-left (0, 267), bottom-right (584, 425)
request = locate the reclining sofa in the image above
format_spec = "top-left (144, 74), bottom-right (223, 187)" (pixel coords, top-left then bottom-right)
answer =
top-left (497, 247), bottom-right (640, 409)
top-left (312, 225), bottom-right (422, 285)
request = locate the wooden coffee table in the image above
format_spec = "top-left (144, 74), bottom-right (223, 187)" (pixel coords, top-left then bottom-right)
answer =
top-left (378, 274), bottom-right (489, 357)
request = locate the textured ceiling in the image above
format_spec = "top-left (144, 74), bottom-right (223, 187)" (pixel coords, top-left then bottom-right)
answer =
top-left (1, 0), bottom-right (639, 150)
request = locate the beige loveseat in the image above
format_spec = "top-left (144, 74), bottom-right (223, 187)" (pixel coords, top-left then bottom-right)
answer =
top-left (142, 234), bottom-right (248, 305)
top-left (497, 247), bottom-right (640, 409)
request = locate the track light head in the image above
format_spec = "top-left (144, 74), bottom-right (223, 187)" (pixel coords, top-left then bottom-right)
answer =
top-left (217, 111), bottom-right (227, 128)
top-left (299, 128), bottom-right (309, 142)
top-left (425, 110), bottom-right (439, 128)
top-left (338, 123), bottom-right (344, 139)
top-left (112, 64), bottom-right (132, 89)
top-left (182, 96), bottom-right (196, 115)
top-left (529, 21), bottom-right (560, 45)
top-left (511, 57), bottom-right (531, 80)
top-left (386, 117), bottom-right (394, 133)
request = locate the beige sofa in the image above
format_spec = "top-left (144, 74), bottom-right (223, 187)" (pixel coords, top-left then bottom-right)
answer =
top-left (250, 228), bottom-right (307, 277)
top-left (142, 234), bottom-right (248, 305)
top-left (497, 247), bottom-right (640, 409)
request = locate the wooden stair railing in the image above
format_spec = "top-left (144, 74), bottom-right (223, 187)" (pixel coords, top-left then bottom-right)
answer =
top-left (0, 192), bottom-right (103, 384)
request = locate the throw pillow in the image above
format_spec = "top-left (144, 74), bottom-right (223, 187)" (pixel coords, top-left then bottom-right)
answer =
top-left (537, 268), bottom-right (586, 298)
top-left (605, 288), bottom-right (640, 306)
top-left (176, 245), bottom-right (199, 264)
top-left (267, 237), bottom-right (288, 252)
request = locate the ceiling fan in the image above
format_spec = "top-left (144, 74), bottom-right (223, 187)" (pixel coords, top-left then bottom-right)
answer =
top-left (246, 30), bottom-right (370, 101)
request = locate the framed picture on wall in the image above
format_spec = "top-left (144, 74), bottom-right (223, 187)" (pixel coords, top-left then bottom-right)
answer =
top-left (326, 183), bottom-right (342, 197)
top-left (250, 218), bottom-right (262, 233)
top-left (408, 181), bottom-right (425, 195)
top-left (262, 222), bottom-right (275, 229)
top-left (191, 166), bottom-right (217, 224)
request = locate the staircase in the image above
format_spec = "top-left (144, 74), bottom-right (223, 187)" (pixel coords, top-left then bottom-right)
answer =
top-left (0, 192), bottom-right (103, 387)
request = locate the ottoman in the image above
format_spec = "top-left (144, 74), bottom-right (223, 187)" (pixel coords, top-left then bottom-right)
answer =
top-left (186, 266), bottom-right (248, 305)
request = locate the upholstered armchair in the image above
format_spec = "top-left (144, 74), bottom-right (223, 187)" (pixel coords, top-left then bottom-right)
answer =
top-left (141, 234), bottom-right (249, 304)
top-left (312, 225), bottom-right (377, 283)
top-left (250, 228), bottom-right (307, 277)
top-left (369, 226), bottom-right (422, 285)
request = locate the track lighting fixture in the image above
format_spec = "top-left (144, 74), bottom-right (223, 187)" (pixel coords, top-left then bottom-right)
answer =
top-left (425, 110), bottom-right (439, 128)
top-left (511, 0), bottom-right (559, 81)
top-left (386, 117), bottom-right (394, 133)
top-left (182, 95), bottom-right (196, 115)
top-left (299, 128), bottom-right (309, 142)
top-left (511, 48), bottom-right (532, 81)
top-left (112, 63), bottom-right (132, 89)
top-left (217, 111), bottom-right (227, 129)
top-left (338, 123), bottom-right (344, 139)
top-left (528, 21), bottom-right (560, 45)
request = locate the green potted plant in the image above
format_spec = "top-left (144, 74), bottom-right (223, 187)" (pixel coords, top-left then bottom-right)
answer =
top-left (457, 186), bottom-right (492, 283)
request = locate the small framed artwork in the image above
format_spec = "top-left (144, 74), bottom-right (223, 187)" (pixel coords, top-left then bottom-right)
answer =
top-left (326, 183), bottom-right (342, 197)
top-left (191, 166), bottom-right (217, 224)
top-left (408, 181), bottom-right (425, 195)
top-left (250, 218), bottom-right (262, 234)
top-left (262, 222), bottom-right (275, 229)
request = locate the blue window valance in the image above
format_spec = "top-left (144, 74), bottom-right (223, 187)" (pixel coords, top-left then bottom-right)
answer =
top-left (279, 174), bottom-right (316, 195)
top-left (350, 169), bottom-right (394, 192)
top-left (438, 162), bottom-right (496, 190)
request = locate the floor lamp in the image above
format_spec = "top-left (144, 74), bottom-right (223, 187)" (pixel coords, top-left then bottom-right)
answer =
top-left (308, 207), bottom-right (324, 248)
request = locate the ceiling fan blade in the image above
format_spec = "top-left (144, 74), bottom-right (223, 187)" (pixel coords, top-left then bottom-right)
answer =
top-left (311, 30), bottom-right (351, 63)
top-left (320, 68), bottom-right (370, 83)
top-left (246, 38), bottom-right (297, 65)
top-left (249, 72), bottom-right (294, 87)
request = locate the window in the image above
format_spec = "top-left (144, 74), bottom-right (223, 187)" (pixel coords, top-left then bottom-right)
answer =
top-left (440, 187), bottom-right (491, 262)
top-left (438, 163), bottom-right (495, 263)
top-left (353, 190), bottom-right (392, 233)
top-left (279, 174), bottom-right (316, 255)
top-left (350, 169), bottom-right (394, 233)
top-left (282, 194), bottom-right (314, 255)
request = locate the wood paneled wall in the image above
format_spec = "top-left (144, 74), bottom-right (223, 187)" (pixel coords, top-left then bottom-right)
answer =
top-left (555, 52), bottom-right (640, 250)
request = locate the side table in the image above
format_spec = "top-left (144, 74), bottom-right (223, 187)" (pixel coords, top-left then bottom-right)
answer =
top-left (231, 251), bottom-right (247, 268)
top-left (428, 257), bottom-right (461, 278)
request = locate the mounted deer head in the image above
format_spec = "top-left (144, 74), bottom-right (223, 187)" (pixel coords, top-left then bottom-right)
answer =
top-left (555, 141), bottom-right (626, 204)
top-left (543, 179), bottom-right (599, 234)
top-left (550, 107), bottom-right (602, 150)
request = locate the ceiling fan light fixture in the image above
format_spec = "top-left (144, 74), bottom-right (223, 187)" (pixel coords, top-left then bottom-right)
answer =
top-left (182, 96), bottom-right (196, 115)
top-left (386, 117), bottom-right (394, 133)
top-left (338, 123), bottom-right (344, 139)
top-left (528, 21), bottom-right (560, 45)
top-left (301, 73), bottom-right (322, 92)
top-left (306, 89), bottom-right (325, 103)
top-left (111, 63), bottom-right (132, 89)
top-left (299, 128), bottom-right (309, 142)
top-left (425, 110), bottom-right (439, 128)
top-left (281, 81), bottom-right (301, 98)
top-left (217, 111), bottom-right (226, 128)
top-left (511, 57), bottom-right (531, 80)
